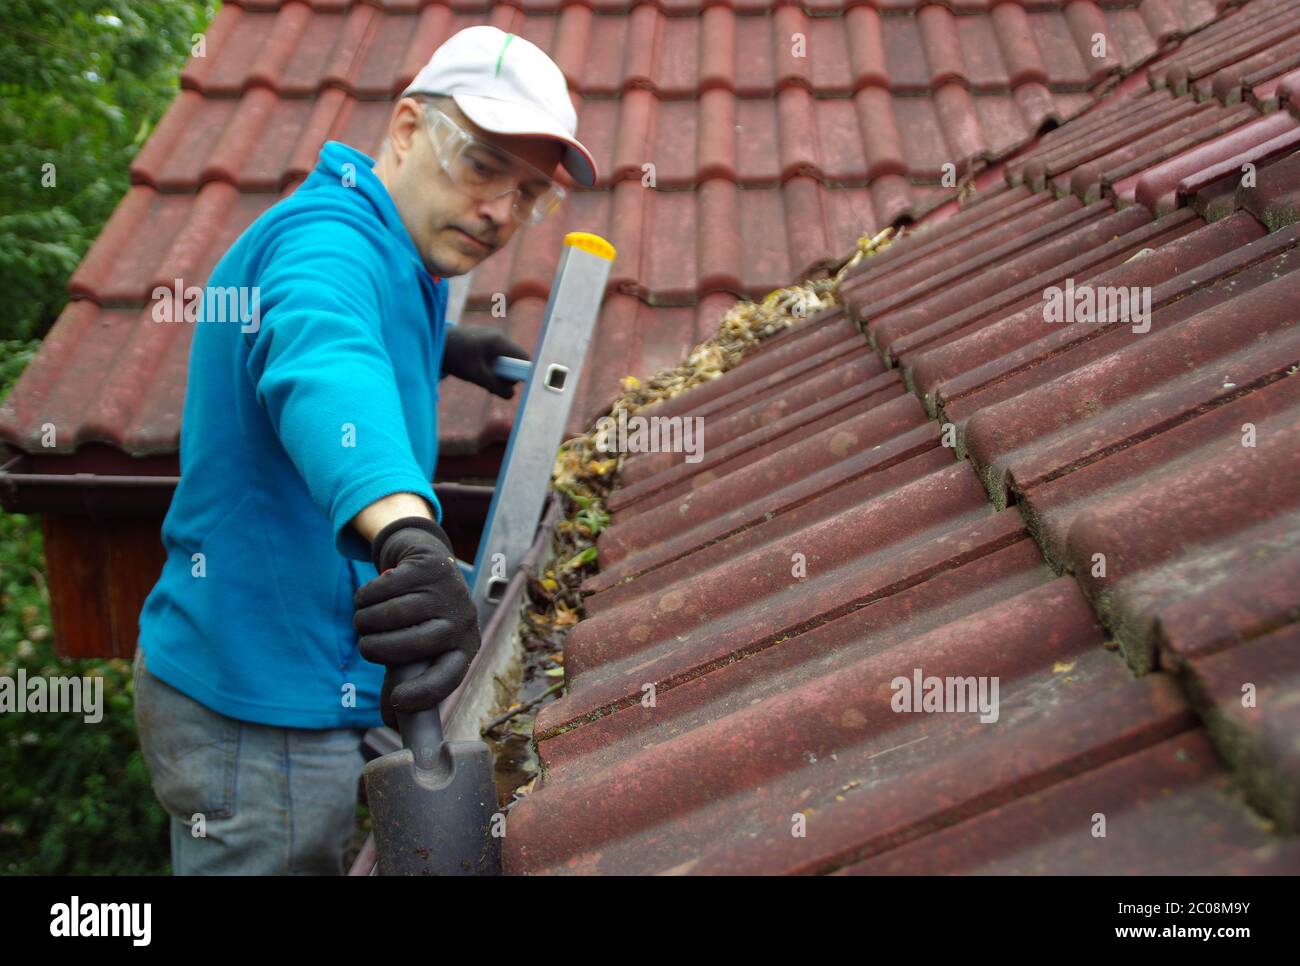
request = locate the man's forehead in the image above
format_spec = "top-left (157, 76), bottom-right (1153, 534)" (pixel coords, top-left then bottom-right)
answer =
top-left (438, 99), bottom-right (565, 177)
top-left (438, 100), bottom-right (486, 139)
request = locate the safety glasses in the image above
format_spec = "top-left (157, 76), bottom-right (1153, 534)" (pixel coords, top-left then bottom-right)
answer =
top-left (422, 106), bottom-right (565, 225)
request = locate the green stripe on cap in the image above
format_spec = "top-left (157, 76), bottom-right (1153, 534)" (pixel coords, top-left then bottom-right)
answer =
top-left (494, 33), bottom-right (516, 77)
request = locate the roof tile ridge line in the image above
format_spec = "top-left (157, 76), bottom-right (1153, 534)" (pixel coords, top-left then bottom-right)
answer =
top-left (1063, 0), bottom-right (1122, 88)
top-left (773, 4), bottom-right (819, 98)
top-left (177, 0), bottom-right (242, 93)
top-left (51, 302), bottom-right (158, 456)
top-left (1168, 590), bottom-right (1300, 668)
top-left (613, 2), bottom-right (666, 98)
top-left (813, 692), bottom-right (1200, 876)
top-left (774, 93), bottom-right (829, 191)
top-left (944, 237), bottom-right (1297, 506)
top-left (897, 77), bottom-right (1196, 227)
top-left (838, 0), bottom-right (988, 16)
top-left (638, 0), bottom-right (754, 16)
top-left (996, 418), bottom-right (1299, 694)
top-left (68, 186), bottom-right (157, 299)
top-left (918, 3), bottom-right (970, 91)
top-left (247, 1), bottom-right (315, 94)
top-left (537, 518), bottom-right (1033, 741)
top-left (907, 207), bottom-right (1214, 409)
top-left (1009, 366), bottom-right (1297, 498)
top-left (1180, 11), bottom-right (1300, 87)
top-left (1137, 107), bottom-right (1299, 210)
top-left (478, 0), bottom-right (604, 36)
top-left (1156, 0), bottom-right (1296, 84)
top-left (243, 0), bottom-right (532, 15)
top-left (1137, 0), bottom-right (1187, 49)
top-left (0, 301), bottom-right (104, 430)
top-left (982, 6), bottom-right (1265, 184)
top-left (305, 0), bottom-right (379, 101)
top-left (186, 5), bottom-right (383, 100)
top-left (1102, 99), bottom-right (1267, 207)
top-left (604, 428), bottom-right (943, 587)
top-left (220, 0), bottom-right (289, 9)
top-left (1125, 0), bottom-right (1265, 95)
top-left (873, 200), bottom-right (1149, 369)
top-left (542, 1), bottom-right (602, 99)
top-left (183, 5), bottom-right (371, 100)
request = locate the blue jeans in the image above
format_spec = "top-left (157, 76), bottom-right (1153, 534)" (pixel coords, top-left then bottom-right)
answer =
top-left (132, 648), bottom-right (367, 875)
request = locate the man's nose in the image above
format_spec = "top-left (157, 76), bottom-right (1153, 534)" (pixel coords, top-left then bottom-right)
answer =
top-left (472, 192), bottom-right (515, 231)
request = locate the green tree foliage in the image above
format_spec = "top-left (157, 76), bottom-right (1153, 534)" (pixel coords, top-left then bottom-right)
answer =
top-left (0, 342), bottom-right (171, 874)
top-left (0, 1), bottom-right (217, 874)
top-left (0, 0), bottom-right (216, 342)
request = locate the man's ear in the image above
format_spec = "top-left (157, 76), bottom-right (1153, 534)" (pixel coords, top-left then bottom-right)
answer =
top-left (387, 97), bottom-right (425, 167)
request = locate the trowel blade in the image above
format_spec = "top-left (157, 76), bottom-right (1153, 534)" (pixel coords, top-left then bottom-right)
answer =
top-left (364, 739), bottom-right (501, 876)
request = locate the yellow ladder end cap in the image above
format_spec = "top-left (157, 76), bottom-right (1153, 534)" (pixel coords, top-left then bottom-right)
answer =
top-left (564, 232), bottom-right (616, 262)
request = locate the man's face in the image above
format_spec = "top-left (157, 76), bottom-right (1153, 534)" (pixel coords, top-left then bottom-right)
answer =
top-left (377, 97), bottom-right (567, 277)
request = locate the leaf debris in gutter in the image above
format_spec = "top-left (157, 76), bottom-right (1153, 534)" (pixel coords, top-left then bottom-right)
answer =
top-left (486, 227), bottom-right (896, 811)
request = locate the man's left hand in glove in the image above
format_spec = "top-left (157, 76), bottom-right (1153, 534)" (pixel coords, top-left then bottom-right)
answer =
top-left (442, 325), bottom-right (529, 399)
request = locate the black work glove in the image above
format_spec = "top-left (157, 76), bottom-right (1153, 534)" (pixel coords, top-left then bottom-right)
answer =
top-left (354, 517), bottom-right (480, 730)
top-left (442, 324), bottom-right (529, 399)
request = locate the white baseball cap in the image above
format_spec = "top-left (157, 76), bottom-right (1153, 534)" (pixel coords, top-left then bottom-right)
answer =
top-left (402, 26), bottom-right (597, 188)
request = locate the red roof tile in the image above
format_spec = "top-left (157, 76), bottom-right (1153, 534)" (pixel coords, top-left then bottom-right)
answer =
top-left (1, 0), bottom-right (1228, 464)
top-left (839, 732), bottom-right (1300, 874)
top-left (503, 0), bottom-right (1300, 874)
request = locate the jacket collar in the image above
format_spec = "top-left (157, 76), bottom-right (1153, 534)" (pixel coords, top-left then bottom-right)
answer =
top-left (311, 141), bottom-right (428, 274)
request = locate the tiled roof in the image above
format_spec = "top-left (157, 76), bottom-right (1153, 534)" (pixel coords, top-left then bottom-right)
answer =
top-left (0, 0), bottom-right (1229, 462)
top-left (503, 0), bottom-right (1300, 874)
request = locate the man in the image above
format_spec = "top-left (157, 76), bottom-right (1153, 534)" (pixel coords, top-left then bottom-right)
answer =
top-left (132, 25), bottom-right (597, 874)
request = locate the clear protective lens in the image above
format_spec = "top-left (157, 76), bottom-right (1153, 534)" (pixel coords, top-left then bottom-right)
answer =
top-left (425, 108), bottom-right (564, 225)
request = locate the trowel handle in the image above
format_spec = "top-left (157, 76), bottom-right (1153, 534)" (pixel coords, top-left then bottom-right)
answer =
top-left (388, 661), bottom-right (444, 771)
top-left (491, 355), bottom-right (531, 382)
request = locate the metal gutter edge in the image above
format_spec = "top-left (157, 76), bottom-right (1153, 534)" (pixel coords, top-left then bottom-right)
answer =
top-left (0, 454), bottom-right (495, 517)
top-left (349, 491), bottom-right (561, 875)
top-left (0, 454), bottom-right (179, 517)
top-left (444, 492), bottom-right (562, 741)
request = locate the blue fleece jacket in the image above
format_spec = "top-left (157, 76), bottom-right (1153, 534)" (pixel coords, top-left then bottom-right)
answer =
top-left (137, 141), bottom-right (448, 729)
